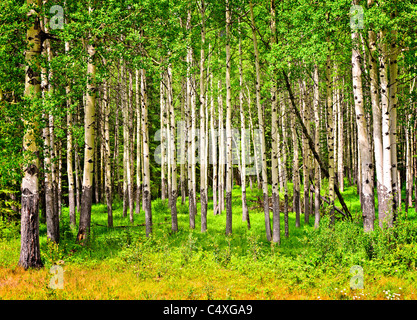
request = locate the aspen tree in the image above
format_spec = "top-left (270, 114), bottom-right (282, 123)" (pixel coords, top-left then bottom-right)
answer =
top-left (200, 0), bottom-right (207, 232)
top-left (250, 0), bottom-right (271, 241)
top-left (136, 69), bottom-right (141, 214)
top-left (225, 0), bottom-right (232, 235)
top-left (77, 13), bottom-right (96, 242)
top-left (66, 40), bottom-right (76, 228)
top-left (19, 0), bottom-right (43, 269)
top-left (367, 3), bottom-right (384, 218)
top-left (168, 64), bottom-right (178, 232)
top-left (313, 65), bottom-right (321, 228)
top-left (351, 9), bottom-right (375, 231)
top-left (378, 30), bottom-right (393, 228)
top-left (141, 65), bottom-right (152, 236)
top-left (270, 0), bottom-right (279, 242)
top-left (239, 16), bottom-right (249, 229)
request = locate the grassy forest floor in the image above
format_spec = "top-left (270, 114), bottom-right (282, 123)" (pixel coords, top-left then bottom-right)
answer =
top-left (1, 181), bottom-right (417, 300)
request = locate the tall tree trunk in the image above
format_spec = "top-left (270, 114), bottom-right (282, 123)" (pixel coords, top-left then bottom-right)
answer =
top-left (367, 12), bottom-right (384, 222)
top-left (352, 16), bottom-right (375, 231)
top-left (66, 40), bottom-right (76, 228)
top-left (200, 0), bottom-right (208, 232)
top-left (378, 30), bottom-right (393, 228)
top-left (168, 64), bottom-right (178, 232)
top-left (160, 74), bottom-right (167, 201)
top-left (225, 0), bottom-right (233, 236)
top-left (291, 110), bottom-right (301, 228)
top-left (239, 16), bottom-right (250, 229)
top-left (300, 79), bottom-right (310, 225)
top-left (218, 77), bottom-right (225, 215)
top-left (136, 69), bottom-right (141, 214)
top-left (41, 8), bottom-right (59, 243)
top-left (270, 0), bottom-right (279, 242)
top-left (141, 65), bottom-right (152, 237)
top-left (128, 70), bottom-right (134, 223)
top-left (280, 94), bottom-right (289, 237)
top-left (77, 28), bottom-right (96, 243)
top-left (209, 48), bottom-right (218, 216)
top-left (325, 53), bottom-right (336, 227)
top-left (389, 21), bottom-right (399, 222)
top-left (19, 0), bottom-right (43, 269)
top-left (103, 65), bottom-right (112, 227)
top-left (313, 65), bottom-right (321, 228)
top-left (250, 0), bottom-right (272, 241)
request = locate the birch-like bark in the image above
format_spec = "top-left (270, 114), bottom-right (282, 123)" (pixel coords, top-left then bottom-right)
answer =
top-left (225, 0), bottom-right (233, 235)
top-left (77, 27), bottom-right (96, 242)
top-left (250, 0), bottom-right (271, 241)
top-left (186, 9), bottom-right (196, 226)
top-left (270, 0), bottom-right (279, 242)
top-left (352, 18), bottom-right (375, 231)
top-left (313, 65), bottom-right (321, 228)
top-left (160, 75), bottom-right (167, 201)
top-left (102, 65), bottom-right (112, 227)
top-left (378, 30), bottom-right (393, 228)
top-left (141, 66), bottom-right (152, 236)
top-left (136, 69), bottom-right (141, 214)
top-left (168, 64), bottom-right (178, 232)
top-left (300, 80), bottom-right (310, 225)
top-left (389, 23), bottom-right (399, 221)
top-left (19, 0), bottom-right (43, 269)
top-left (66, 40), bottom-right (76, 228)
top-left (218, 78), bottom-right (225, 215)
top-left (239, 16), bottom-right (250, 229)
top-left (325, 53), bottom-right (336, 226)
top-left (280, 94), bottom-right (289, 237)
top-left (291, 110), bottom-right (301, 228)
top-left (200, 0), bottom-right (208, 232)
top-left (367, 13), bottom-right (384, 219)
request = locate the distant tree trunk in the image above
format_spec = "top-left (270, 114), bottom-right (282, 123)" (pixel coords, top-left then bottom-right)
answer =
top-left (225, 0), bottom-right (233, 236)
top-left (77, 29), bottom-right (96, 243)
top-left (141, 64), bottom-right (152, 237)
top-left (291, 110), bottom-right (301, 228)
top-left (41, 8), bottom-right (59, 243)
top-left (337, 79), bottom-right (344, 193)
top-left (135, 69), bottom-right (141, 214)
top-left (247, 87), bottom-right (260, 188)
top-left (270, 0), bottom-right (280, 243)
top-left (280, 94), bottom-right (289, 237)
top-left (200, 0), bottom-right (208, 232)
top-left (168, 64), bottom-right (178, 232)
top-left (180, 78), bottom-right (187, 205)
top-left (239, 16), bottom-right (250, 229)
top-left (128, 70), bottom-right (134, 223)
top-left (313, 65), bottom-right (321, 229)
top-left (325, 53), bottom-right (336, 227)
top-left (66, 40), bottom-right (76, 228)
top-left (19, 0), bottom-right (43, 269)
top-left (209, 49), bottom-right (218, 215)
top-left (250, 0), bottom-right (271, 241)
top-left (300, 79), bottom-right (310, 225)
top-left (218, 77), bottom-right (225, 215)
top-left (103, 66), bottom-right (113, 227)
top-left (186, 10), bottom-right (196, 227)
top-left (160, 74), bottom-right (167, 201)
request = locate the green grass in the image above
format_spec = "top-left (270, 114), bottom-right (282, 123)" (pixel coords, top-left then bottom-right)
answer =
top-left (1, 179), bottom-right (417, 299)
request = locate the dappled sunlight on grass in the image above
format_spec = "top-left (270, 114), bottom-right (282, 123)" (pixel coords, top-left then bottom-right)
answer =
top-left (1, 179), bottom-right (417, 300)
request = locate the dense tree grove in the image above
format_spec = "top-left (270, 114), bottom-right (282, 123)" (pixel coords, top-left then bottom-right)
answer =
top-left (0, 0), bottom-right (416, 270)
